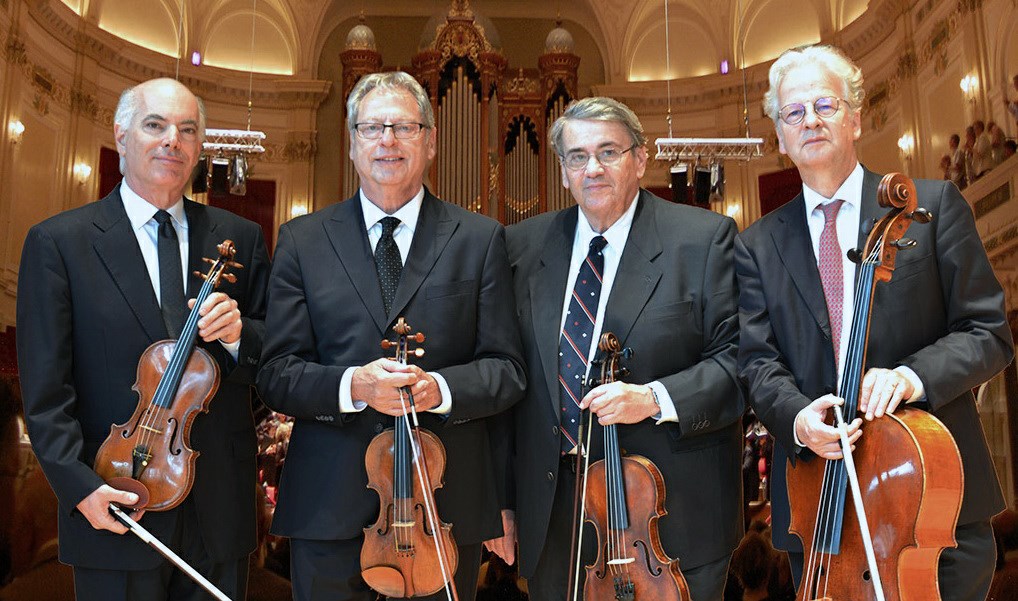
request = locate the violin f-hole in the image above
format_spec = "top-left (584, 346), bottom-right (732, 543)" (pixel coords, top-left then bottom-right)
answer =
top-left (634, 539), bottom-right (663, 576)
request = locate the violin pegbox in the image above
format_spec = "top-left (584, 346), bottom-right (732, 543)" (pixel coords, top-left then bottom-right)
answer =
top-left (381, 317), bottom-right (426, 360)
top-left (195, 239), bottom-right (244, 287)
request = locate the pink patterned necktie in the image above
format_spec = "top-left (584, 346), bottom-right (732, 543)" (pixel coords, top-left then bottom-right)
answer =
top-left (818, 200), bottom-right (845, 366)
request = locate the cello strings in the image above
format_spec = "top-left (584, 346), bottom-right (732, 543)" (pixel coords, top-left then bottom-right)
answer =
top-left (808, 238), bottom-right (883, 596)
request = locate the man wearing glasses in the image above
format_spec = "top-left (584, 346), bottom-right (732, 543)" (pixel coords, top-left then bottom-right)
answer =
top-left (257, 71), bottom-right (526, 601)
top-left (489, 97), bottom-right (745, 600)
top-left (736, 45), bottom-right (1012, 600)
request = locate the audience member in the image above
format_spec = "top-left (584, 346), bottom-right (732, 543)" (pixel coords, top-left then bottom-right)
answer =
top-left (1004, 140), bottom-right (1016, 160)
top-left (989, 122), bottom-right (1005, 166)
top-left (948, 133), bottom-right (967, 189)
top-left (972, 120), bottom-right (993, 178)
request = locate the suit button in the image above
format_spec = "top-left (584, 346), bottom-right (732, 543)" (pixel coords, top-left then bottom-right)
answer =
top-left (546, 471), bottom-right (555, 481)
top-left (374, 423), bottom-right (384, 434)
top-left (551, 426), bottom-right (559, 436)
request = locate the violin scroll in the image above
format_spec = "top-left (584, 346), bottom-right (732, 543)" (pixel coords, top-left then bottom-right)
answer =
top-left (194, 240), bottom-right (244, 286)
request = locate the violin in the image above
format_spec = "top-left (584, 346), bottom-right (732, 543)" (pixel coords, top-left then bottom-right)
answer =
top-left (94, 240), bottom-right (243, 511)
top-left (360, 318), bottom-right (459, 599)
top-left (570, 332), bottom-right (691, 601)
top-left (786, 173), bottom-right (963, 601)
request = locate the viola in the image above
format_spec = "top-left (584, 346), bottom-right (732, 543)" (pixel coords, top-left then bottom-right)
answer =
top-left (570, 332), bottom-right (691, 601)
top-left (786, 173), bottom-right (963, 601)
top-left (360, 318), bottom-right (459, 600)
top-left (93, 240), bottom-right (243, 511)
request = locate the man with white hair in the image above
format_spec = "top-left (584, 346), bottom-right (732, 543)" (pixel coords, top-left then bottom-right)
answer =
top-left (736, 44), bottom-right (1012, 599)
top-left (17, 77), bottom-right (270, 600)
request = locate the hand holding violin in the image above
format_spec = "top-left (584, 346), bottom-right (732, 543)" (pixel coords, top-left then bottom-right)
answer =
top-left (188, 292), bottom-right (242, 344)
top-left (580, 382), bottom-right (658, 425)
top-left (351, 359), bottom-right (440, 415)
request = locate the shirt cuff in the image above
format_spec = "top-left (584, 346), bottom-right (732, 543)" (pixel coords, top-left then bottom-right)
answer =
top-left (428, 372), bottom-right (453, 415)
top-left (218, 338), bottom-right (240, 362)
top-left (647, 381), bottom-right (677, 424)
top-left (339, 366), bottom-right (368, 413)
top-left (894, 365), bottom-right (926, 403)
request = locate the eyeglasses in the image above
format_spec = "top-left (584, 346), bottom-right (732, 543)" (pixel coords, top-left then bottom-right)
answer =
top-left (778, 97), bottom-right (847, 126)
top-left (560, 145), bottom-right (638, 171)
top-left (353, 122), bottom-right (427, 140)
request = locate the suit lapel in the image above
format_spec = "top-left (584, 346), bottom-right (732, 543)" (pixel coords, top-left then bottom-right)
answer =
top-left (771, 194), bottom-right (832, 338)
top-left (530, 207), bottom-right (576, 418)
top-left (603, 191), bottom-right (663, 346)
top-left (389, 191), bottom-right (457, 321)
top-left (183, 200), bottom-right (217, 300)
top-left (856, 169), bottom-right (883, 252)
top-left (324, 197), bottom-right (388, 334)
top-left (91, 187), bottom-right (167, 342)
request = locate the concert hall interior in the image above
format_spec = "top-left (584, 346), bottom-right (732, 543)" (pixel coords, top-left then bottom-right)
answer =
top-left (2, 0), bottom-right (1018, 599)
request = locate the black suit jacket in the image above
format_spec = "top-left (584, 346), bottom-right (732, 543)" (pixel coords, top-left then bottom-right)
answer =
top-left (256, 190), bottom-right (526, 545)
top-left (504, 190), bottom-right (746, 577)
top-left (16, 184), bottom-right (270, 569)
top-left (736, 169), bottom-right (1014, 551)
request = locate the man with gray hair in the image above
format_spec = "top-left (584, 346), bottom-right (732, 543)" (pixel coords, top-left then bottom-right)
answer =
top-left (257, 71), bottom-right (525, 601)
top-left (17, 77), bottom-right (270, 600)
top-left (492, 96), bottom-right (745, 600)
top-left (737, 44), bottom-right (1012, 599)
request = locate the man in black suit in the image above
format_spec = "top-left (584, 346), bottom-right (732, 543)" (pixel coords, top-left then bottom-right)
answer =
top-left (736, 44), bottom-right (1014, 601)
top-left (491, 97), bottom-right (744, 600)
top-left (256, 71), bottom-right (526, 601)
top-left (16, 78), bottom-right (270, 600)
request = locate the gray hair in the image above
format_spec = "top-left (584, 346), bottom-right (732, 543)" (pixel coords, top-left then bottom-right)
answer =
top-left (549, 97), bottom-right (647, 156)
top-left (346, 72), bottom-right (435, 129)
top-left (763, 44), bottom-right (864, 125)
top-left (114, 81), bottom-right (207, 173)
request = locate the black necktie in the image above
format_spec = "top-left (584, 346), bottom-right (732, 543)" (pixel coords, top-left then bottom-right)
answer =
top-left (374, 216), bottom-right (402, 315)
top-left (558, 236), bottom-right (607, 453)
top-left (154, 210), bottom-right (187, 338)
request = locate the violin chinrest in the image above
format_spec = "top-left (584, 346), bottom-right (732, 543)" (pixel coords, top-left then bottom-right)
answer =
top-left (107, 476), bottom-right (151, 510)
top-left (361, 565), bottom-right (407, 598)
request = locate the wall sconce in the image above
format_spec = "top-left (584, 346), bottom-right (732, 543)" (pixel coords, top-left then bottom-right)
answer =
top-left (8, 119), bottom-right (25, 144)
top-left (896, 132), bottom-right (915, 161)
top-left (290, 202), bottom-right (308, 219)
top-left (73, 162), bottom-right (92, 185)
top-left (959, 74), bottom-right (979, 104)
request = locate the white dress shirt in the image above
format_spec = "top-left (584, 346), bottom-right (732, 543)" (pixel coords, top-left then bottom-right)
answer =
top-left (338, 187), bottom-right (453, 415)
top-left (120, 180), bottom-right (240, 359)
top-left (801, 163), bottom-right (923, 402)
top-left (560, 193), bottom-right (678, 424)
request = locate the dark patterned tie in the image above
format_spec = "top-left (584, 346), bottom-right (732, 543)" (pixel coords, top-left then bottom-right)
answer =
top-left (154, 210), bottom-right (187, 339)
top-left (818, 200), bottom-right (844, 366)
top-left (558, 236), bottom-right (607, 453)
top-left (374, 216), bottom-right (402, 315)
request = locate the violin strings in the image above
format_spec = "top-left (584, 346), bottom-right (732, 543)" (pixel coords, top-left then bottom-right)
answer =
top-left (136, 268), bottom-right (218, 456)
top-left (396, 341), bottom-right (456, 601)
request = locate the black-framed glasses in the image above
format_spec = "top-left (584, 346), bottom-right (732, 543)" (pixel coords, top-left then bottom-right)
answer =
top-left (353, 122), bottom-right (427, 140)
top-left (778, 97), bottom-right (847, 126)
top-left (560, 145), bottom-right (638, 171)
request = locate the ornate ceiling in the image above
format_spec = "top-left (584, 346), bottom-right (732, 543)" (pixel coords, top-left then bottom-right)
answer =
top-left (57, 0), bottom-right (871, 84)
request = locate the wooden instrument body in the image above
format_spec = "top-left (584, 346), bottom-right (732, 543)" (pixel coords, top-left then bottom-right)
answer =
top-left (787, 407), bottom-right (962, 601)
top-left (94, 340), bottom-right (219, 511)
top-left (361, 424), bottom-right (458, 598)
top-left (582, 453), bottom-right (691, 601)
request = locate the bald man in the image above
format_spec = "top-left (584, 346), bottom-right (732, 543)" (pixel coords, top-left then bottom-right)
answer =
top-left (16, 78), bottom-right (271, 601)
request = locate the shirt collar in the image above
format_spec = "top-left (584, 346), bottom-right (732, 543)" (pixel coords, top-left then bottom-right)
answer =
top-left (575, 190), bottom-right (640, 253)
top-left (359, 186), bottom-right (425, 234)
top-left (120, 180), bottom-right (186, 232)
top-left (802, 162), bottom-right (864, 215)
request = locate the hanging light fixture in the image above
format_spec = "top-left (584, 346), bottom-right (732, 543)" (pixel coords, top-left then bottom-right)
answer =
top-left (655, 0), bottom-right (762, 166)
top-left (201, 0), bottom-right (266, 195)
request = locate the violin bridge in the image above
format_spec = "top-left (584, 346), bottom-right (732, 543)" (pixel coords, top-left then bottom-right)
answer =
top-left (139, 425), bottom-right (163, 435)
top-left (607, 558), bottom-right (636, 566)
top-left (392, 521), bottom-right (417, 528)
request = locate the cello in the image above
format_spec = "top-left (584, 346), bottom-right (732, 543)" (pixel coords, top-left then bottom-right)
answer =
top-left (786, 173), bottom-right (964, 601)
top-left (361, 317), bottom-right (459, 600)
top-left (570, 332), bottom-right (691, 601)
